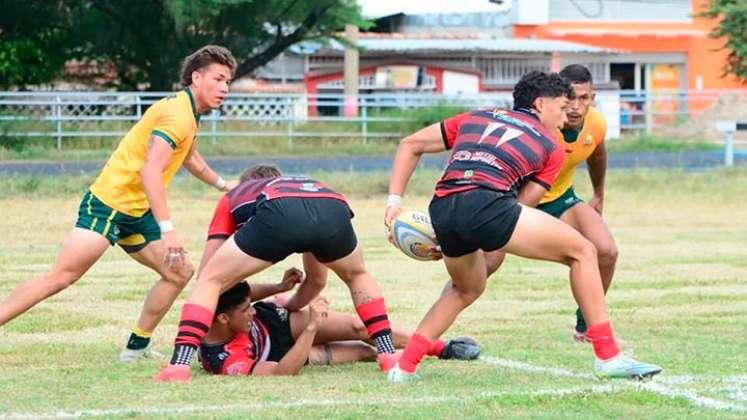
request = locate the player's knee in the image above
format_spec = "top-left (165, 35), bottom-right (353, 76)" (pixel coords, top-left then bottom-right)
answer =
top-left (566, 238), bottom-right (597, 266)
top-left (165, 261), bottom-right (194, 288)
top-left (453, 283), bottom-right (485, 306)
top-left (596, 240), bottom-right (619, 265)
top-left (44, 269), bottom-right (81, 292)
top-left (306, 272), bottom-right (327, 288)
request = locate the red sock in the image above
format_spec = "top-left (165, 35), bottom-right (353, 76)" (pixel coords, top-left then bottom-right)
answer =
top-left (586, 321), bottom-right (620, 360)
top-left (399, 333), bottom-right (432, 373)
top-left (355, 297), bottom-right (392, 339)
top-left (174, 303), bottom-right (214, 348)
top-left (427, 339), bottom-right (445, 357)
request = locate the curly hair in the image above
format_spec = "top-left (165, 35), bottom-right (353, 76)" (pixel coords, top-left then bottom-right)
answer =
top-left (512, 71), bottom-right (575, 110)
top-left (239, 163), bottom-right (283, 183)
top-left (560, 64), bottom-right (593, 85)
top-left (179, 45), bottom-right (237, 87)
top-left (216, 281), bottom-right (251, 315)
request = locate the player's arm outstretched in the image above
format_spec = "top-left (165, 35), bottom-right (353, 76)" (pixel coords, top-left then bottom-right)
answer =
top-left (249, 268), bottom-right (304, 301)
top-left (141, 136), bottom-right (187, 269)
top-left (183, 144), bottom-right (233, 192)
top-left (586, 142), bottom-right (607, 214)
top-left (386, 123), bottom-right (446, 226)
top-left (253, 297), bottom-right (328, 376)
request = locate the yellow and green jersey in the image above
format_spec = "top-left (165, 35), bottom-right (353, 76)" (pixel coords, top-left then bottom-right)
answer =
top-left (89, 87), bottom-right (201, 217)
top-left (540, 106), bottom-right (606, 204)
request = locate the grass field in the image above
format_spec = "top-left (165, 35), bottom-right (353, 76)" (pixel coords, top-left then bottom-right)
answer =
top-left (1, 169), bottom-right (746, 418)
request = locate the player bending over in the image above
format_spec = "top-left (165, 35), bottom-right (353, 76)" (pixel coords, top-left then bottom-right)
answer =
top-left (155, 164), bottom-right (408, 382)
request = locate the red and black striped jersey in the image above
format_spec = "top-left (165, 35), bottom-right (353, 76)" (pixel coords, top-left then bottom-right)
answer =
top-left (434, 108), bottom-right (564, 197)
top-left (198, 317), bottom-right (270, 376)
top-left (207, 176), bottom-right (348, 240)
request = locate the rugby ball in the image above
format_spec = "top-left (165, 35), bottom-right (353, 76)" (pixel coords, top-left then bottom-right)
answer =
top-left (390, 210), bottom-right (439, 261)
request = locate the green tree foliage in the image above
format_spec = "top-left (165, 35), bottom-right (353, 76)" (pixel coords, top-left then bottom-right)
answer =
top-left (701, 0), bottom-right (747, 82)
top-left (0, 1), bottom-right (74, 89)
top-left (0, 0), bottom-right (366, 90)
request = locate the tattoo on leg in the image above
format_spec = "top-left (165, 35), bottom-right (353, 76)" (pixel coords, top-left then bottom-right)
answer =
top-left (351, 290), bottom-right (375, 305)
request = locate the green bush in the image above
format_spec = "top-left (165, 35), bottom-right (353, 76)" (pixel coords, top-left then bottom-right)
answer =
top-left (0, 114), bottom-right (30, 151)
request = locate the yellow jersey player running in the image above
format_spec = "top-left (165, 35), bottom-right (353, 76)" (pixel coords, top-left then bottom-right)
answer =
top-left (536, 64), bottom-right (617, 341)
top-left (0, 45), bottom-right (237, 362)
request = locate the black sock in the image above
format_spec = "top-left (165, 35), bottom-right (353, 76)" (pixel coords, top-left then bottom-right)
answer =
top-left (575, 307), bottom-right (587, 333)
top-left (126, 332), bottom-right (151, 350)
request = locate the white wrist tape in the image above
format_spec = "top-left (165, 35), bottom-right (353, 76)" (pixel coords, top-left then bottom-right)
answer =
top-left (158, 220), bottom-right (175, 232)
top-left (386, 194), bottom-right (402, 207)
top-left (214, 177), bottom-right (227, 190)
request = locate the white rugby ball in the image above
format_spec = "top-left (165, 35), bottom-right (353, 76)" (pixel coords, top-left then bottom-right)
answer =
top-left (390, 210), bottom-right (439, 261)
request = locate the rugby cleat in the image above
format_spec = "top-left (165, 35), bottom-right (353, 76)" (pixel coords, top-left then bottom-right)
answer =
top-left (387, 364), bottom-right (420, 383)
top-left (119, 345), bottom-right (165, 363)
top-left (440, 336), bottom-right (481, 360)
top-left (593, 355), bottom-right (662, 380)
top-left (377, 350), bottom-right (401, 372)
top-left (152, 364), bottom-right (192, 383)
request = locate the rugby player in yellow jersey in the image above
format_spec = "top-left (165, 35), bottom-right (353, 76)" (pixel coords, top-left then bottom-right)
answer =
top-left (0, 45), bottom-right (237, 362)
top-left (536, 64), bottom-right (617, 342)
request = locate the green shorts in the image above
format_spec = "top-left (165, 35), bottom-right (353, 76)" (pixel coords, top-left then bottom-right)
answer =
top-left (75, 191), bottom-right (161, 253)
top-left (537, 187), bottom-right (583, 219)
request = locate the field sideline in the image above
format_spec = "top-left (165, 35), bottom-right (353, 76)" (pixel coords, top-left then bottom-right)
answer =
top-left (1, 168), bottom-right (746, 418)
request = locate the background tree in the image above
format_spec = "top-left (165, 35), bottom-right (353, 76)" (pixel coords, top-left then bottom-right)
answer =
top-left (0, 0), bottom-right (366, 91)
top-left (0, 1), bottom-right (74, 89)
top-left (701, 0), bottom-right (747, 82)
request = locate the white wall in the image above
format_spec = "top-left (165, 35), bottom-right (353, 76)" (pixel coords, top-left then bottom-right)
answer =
top-left (442, 71), bottom-right (480, 95)
top-left (596, 90), bottom-right (621, 139)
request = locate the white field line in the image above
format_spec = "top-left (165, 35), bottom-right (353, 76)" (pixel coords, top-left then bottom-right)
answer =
top-left (479, 356), bottom-right (746, 413)
top-left (2, 357), bottom-right (745, 418)
top-left (635, 381), bottom-right (746, 412)
top-left (0, 384), bottom-right (618, 419)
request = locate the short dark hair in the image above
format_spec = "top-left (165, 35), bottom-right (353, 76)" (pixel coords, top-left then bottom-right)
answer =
top-left (240, 164), bottom-right (283, 183)
top-left (512, 71), bottom-right (575, 110)
top-left (216, 281), bottom-right (251, 315)
top-left (560, 64), bottom-right (593, 85)
top-left (180, 45), bottom-right (237, 87)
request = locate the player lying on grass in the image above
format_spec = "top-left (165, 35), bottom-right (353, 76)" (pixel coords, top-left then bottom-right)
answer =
top-left (0, 45), bottom-right (237, 362)
top-left (384, 70), bottom-right (662, 382)
top-left (154, 164), bottom-right (406, 382)
top-left (200, 277), bottom-right (480, 376)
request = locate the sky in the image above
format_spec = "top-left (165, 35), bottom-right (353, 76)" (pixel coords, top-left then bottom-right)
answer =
top-left (357, 0), bottom-right (512, 18)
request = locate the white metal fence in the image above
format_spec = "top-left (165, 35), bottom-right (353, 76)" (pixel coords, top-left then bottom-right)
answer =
top-left (1, 90), bottom-right (745, 150)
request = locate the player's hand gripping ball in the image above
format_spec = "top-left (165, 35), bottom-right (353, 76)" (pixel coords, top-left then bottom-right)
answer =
top-left (388, 210), bottom-right (439, 261)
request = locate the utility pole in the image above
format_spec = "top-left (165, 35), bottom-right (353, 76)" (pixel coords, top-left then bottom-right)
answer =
top-left (343, 24), bottom-right (359, 117)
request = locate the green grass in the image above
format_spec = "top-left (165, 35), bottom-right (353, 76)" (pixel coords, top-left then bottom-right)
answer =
top-left (1, 169), bottom-right (747, 418)
top-left (607, 134), bottom-right (722, 152)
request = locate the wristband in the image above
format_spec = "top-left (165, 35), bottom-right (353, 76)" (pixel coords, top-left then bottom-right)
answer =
top-left (386, 194), bottom-right (402, 207)
top-left (214, 177), bottom-right (227, 190)
top-left (158, 220), bottom-right (175, 232)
